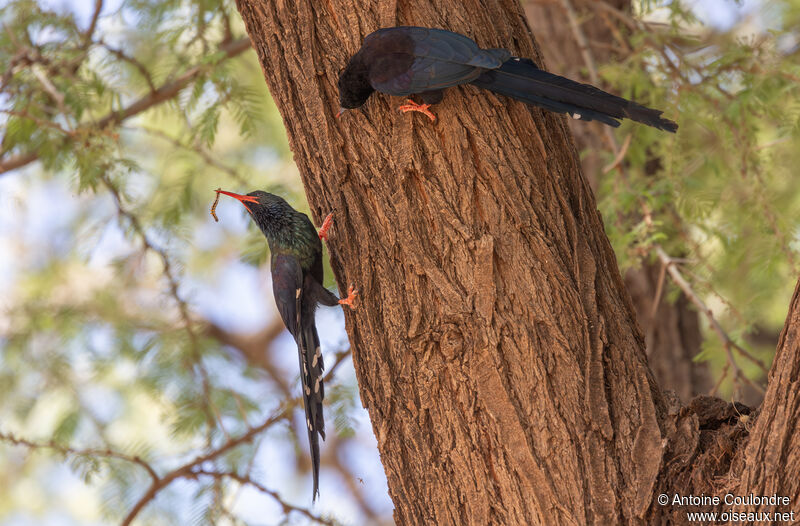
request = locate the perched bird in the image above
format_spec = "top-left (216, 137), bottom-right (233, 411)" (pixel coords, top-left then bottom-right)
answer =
top-left (337, 26), bottom-right (677, 132)
top-left (215, 190), bottom-right (358, 500)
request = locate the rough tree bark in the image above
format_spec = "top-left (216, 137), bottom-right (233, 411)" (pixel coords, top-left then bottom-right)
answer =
top-left (235, 1), bottom-right (664, 523)
top-left (524, 0), bottom-right (711, 401)
top-left (232, 0), bottom-right (796, 524)
top-left (738, 279), bottom-right (800, 515)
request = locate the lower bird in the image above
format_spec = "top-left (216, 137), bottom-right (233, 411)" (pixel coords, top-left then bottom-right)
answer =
top-left (215, 189), bottom-right (358, 501)
top-left (337, 26), bottom-right (677, 132)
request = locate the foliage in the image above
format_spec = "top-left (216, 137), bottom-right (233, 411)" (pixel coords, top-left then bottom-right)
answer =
top-left (0, 0), bottom-right (380, 524)
top-left (595, 0), bottom-right (800, 393)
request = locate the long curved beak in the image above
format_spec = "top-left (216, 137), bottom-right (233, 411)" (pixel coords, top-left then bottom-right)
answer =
top-left (217, 189), bottom-right (259, 212)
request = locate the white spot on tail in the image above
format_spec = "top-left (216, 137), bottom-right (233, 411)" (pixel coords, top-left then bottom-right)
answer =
top-left (572, 113), bottom-right (581, 120)
top-left (296, 288), bottom-right (301, 298)
top-left (314, 378), bottom-right (320, 393)
top-left (312, 347), bottom-right (321, 367)
top-left (307, 418), bottom-right (312, 430)
top-left (305, 386), bottom-right (310, 395)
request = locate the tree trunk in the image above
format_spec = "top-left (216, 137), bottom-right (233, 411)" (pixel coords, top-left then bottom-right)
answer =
top-left (232, 0), bottom-right (793, 523)
top-left (234, 1), bottom-right (664, 522)
top-left (524, 0), bottom-right (711, 401)
top-left (737, 279), bottom-right (800, 517)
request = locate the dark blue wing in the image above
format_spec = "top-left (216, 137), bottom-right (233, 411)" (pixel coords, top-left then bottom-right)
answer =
top-left (366, 27), bottom-right (510, 96)
top-left (271, 254), bottom-right (303, 340)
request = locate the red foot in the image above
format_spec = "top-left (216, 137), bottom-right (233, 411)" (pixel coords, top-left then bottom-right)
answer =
top-left (318, 212), bottom-right (333, 241)
top-left (398, 99), bottom-right (436, 122)
top-left (338, 285), bottom-right (358, 309)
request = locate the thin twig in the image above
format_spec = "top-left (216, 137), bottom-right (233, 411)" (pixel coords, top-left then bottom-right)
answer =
top-left (602, 133), bottom-right (632, 174)
top-left (192, 469), bottom-right (338, 525)
top-left (99, 174), bottom-right (218, 437)
top-left (649, 258), bottom-right (668, 322)
top-left (0, 431), bottom-right (158, 482)
top-left (83, 0), bottom-right (104, 44)
top-left (30, 66), bottom-right (71, 121)
top-left (754, 137), bottom-right (791, 151)
top-left (204, 318), bottom-right (292, 396)
top-left (709, 362), bottom-right (730, 397)
top-left (120, 410), bottom-right (287, 526)
top-left (559, 0), bottom-right (599, 84)
top-left (100, 43), bottom-right (157, 92)
top-left (655, 246), bottom-right (767, 395)
top-left (324, 349), bottom-right (352, 383)
top-left (1, 109), bottom-right (72, 135)
top-left (591, 1), bottom-right (641, 31)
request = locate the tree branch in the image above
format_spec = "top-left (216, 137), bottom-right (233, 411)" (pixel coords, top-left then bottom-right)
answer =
top-left (83, 0), bottom-right (104, 44)
top-left (191, 469), bottom-right (338, 525)
top-left (95, 37), bottom-right (251, 130)
top-left (654, 246), bottom-right (767, 397)
top-left (0, 430), bottom-right (158, 482)
top-left (121, 409), bottom-right (287, 526)
top-left (0, 37), bottom-right (252, 176)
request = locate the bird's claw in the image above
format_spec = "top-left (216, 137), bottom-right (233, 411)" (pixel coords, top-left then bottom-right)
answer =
top-left (398, 99), bottom-right (436, 121)
top-left (338, 285), bottom-right (358, 309)
top-left (318, 212), bottom-right (334, 241)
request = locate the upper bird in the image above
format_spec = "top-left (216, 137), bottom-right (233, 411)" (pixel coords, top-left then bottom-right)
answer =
top-left (337, 26), bottom-right (677, 132)
top-left (215, 190), bottom-right (357, 501)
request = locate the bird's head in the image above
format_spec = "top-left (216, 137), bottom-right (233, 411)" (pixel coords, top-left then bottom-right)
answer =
top-left (216, 189), bottom-right (290, 232)
top-left (336, 57), bottom-right (374, 117)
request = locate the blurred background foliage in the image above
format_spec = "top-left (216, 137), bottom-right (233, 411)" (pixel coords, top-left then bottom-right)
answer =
top-left (0, 0), bottom-right (387, 524)
top-left (0, 0), bottom-right (798, 524)
top-left (593, 0), bottom-right (800, 394)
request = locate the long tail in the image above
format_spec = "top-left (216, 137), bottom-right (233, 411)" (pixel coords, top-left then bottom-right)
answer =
top-left (298, 316), bottom-right (325, 501)
top-left (471, 58), bottom-right (678, 132)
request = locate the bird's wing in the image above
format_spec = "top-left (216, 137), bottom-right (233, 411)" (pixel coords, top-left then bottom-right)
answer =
top-left (367, 27), bottom-right (510, 96)
top-left (271, 254), bottom-right (303, 339)
top-left (271, 254), bottom-right (325, 500)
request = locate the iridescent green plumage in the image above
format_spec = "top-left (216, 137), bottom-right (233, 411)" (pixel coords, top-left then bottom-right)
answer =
top-left (248, 192), bottom-right (324, 278)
